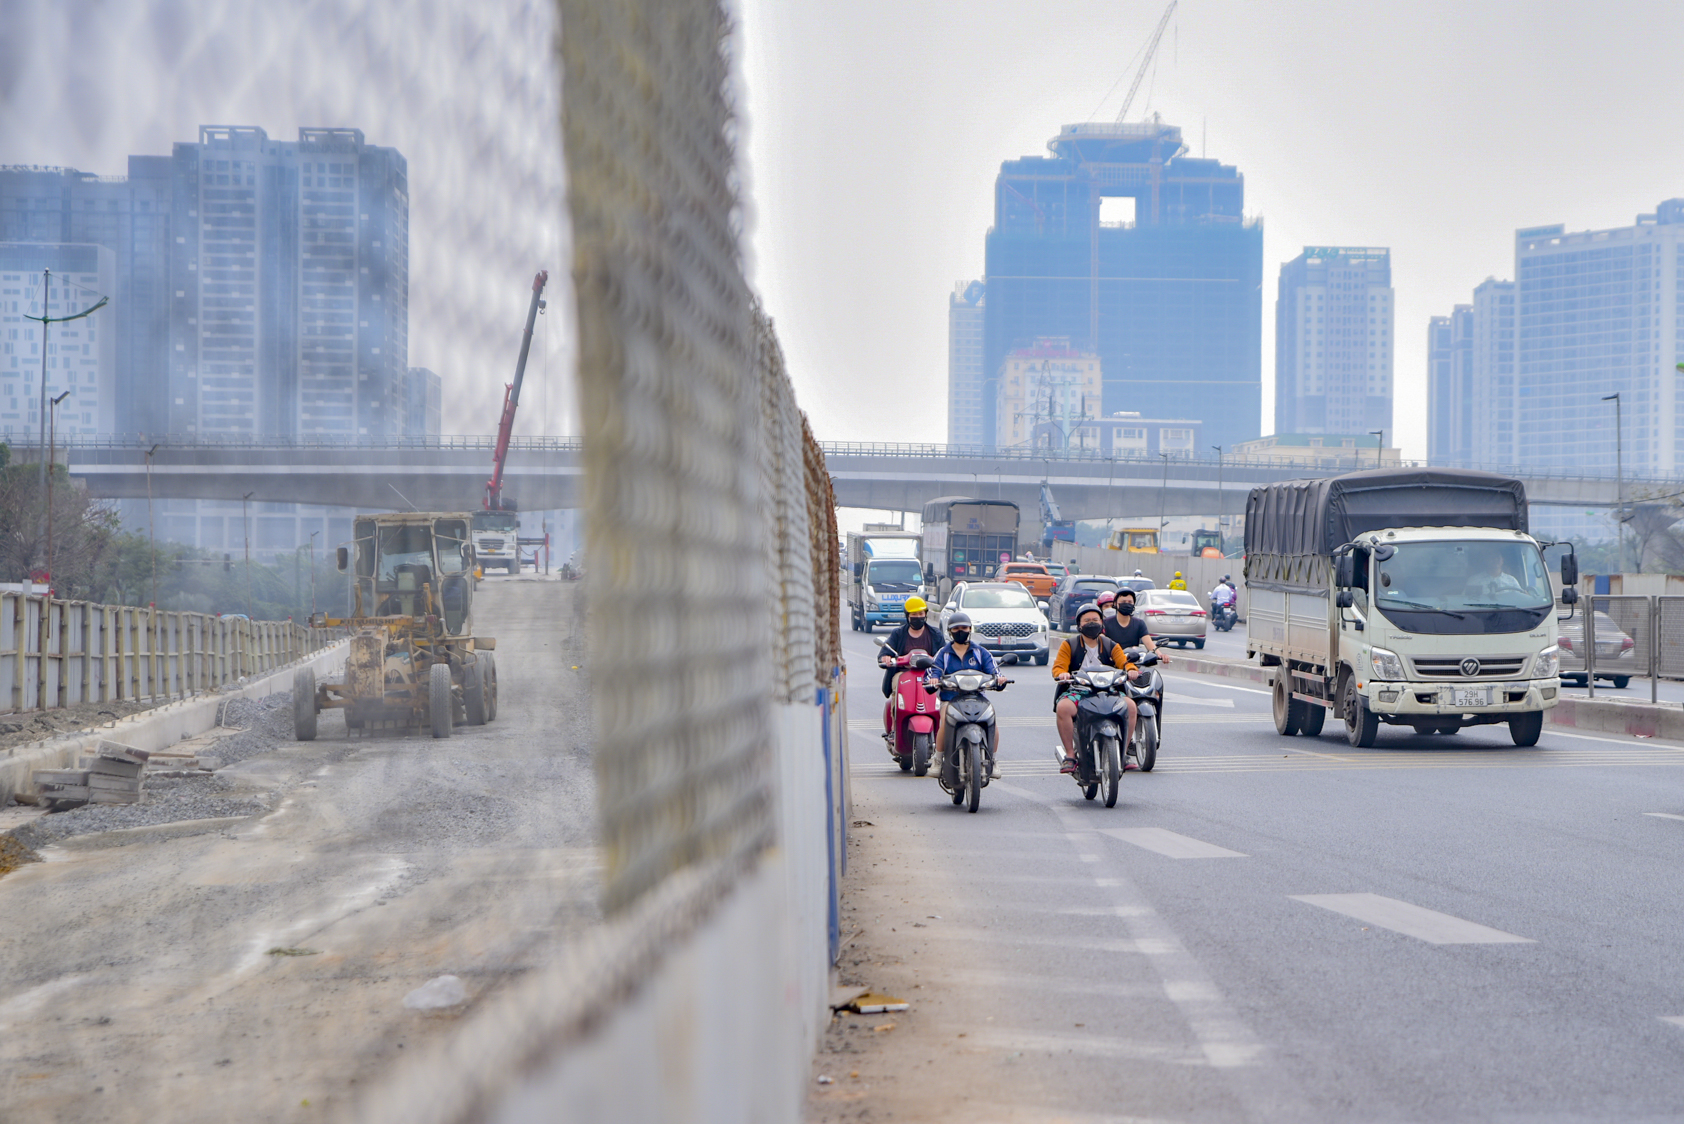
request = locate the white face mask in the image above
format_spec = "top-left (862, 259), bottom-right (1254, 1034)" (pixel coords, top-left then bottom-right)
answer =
top-left (1103, 608), bottom-right (1117, 619)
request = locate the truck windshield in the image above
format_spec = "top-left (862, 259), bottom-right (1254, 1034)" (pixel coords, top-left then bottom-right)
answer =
top-left (474, 512), bottom-right (519, 532)
top-left (867, 560), bottom-right (923, 588)
top-left (1374, 541), bottom-right (1553, 634)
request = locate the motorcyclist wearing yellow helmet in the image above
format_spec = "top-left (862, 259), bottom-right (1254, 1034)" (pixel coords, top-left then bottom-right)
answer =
top-left (878, 595), bottom-right (945, 697)
top-left (1168, 571), bottom-right (1188, 591)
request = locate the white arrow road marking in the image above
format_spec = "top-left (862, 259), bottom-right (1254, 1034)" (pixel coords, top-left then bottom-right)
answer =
top-left (1291, 893), bottom-right (1534, 944)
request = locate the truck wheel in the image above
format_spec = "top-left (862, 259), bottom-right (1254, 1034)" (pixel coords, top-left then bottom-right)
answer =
top-left (1343, 675), bottom-right (1379, 748)
top-left (1509, 711), bottom-right (1544, 746)
top-left (293, 667), bottom-right (318, 741)
top-left (1272, 673), bottom-right (1301, 737)
top-left (1299, 702), bottom-right (1326, 738)
top-left (430, 662), bottom-right (454, 739)
top-left (463, 660), bottom-right (487, 726)
top-left (483, 654), bottom-right (498, 722)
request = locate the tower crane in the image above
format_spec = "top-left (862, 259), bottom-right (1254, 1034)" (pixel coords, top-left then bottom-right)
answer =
top-left (1115, 0), bottom-right (1177, 124)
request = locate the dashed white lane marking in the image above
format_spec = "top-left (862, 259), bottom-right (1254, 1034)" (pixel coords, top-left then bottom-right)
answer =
top-left (1178, 678), bottom-right (1272, 695)
top-left (1165, 691), bottom-right (1235, 708)
top-left (1644, 812), bottom-right (1684, 822)
top-left (1659, 1016), bottom-right (1684, 1029)
top-left (1101, 827), bottom-right (1248, 859)
top-left (1291, 893), bottom-right (1534, 945)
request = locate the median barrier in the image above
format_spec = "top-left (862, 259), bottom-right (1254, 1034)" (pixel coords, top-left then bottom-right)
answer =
top-left (1172, 651), bottom-right (1684, 741)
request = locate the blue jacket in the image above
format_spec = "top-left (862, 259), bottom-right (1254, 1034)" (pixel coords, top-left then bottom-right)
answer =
top-left (925, 642), bottom-right (1000, 701)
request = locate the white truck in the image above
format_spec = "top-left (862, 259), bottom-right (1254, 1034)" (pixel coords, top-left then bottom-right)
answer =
top-left (1245, 469), bottom-right (1579, 747)
top-left (471, 509), bottom-right (522, 575)
top-left (846, 531), bottom-right (928, 633)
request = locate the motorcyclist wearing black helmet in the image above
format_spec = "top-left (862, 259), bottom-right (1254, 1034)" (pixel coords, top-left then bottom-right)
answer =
top-left (926, 611), bottom-right (1006, 777)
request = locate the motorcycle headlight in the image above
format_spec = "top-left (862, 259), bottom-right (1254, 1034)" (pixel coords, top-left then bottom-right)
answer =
top-left (1533, 645), bottom-right (1560, 679)
top-left (1370, 647), bottom-right (1405, 681)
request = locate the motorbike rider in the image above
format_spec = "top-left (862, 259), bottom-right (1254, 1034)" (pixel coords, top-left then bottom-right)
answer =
top-left (878, 595), bottom-right (944, 697)
top-left (1105, 588), bottom-right (1165, 660)
top-left (1054, 603), bottom-right (1137, 775)
top-left (925, 611), bottom-right (1006, 777)
top-left (1097, 589), bottom-right (1118, 619)
top-left (1211, 575), bottom-right (1238, 616)
top-left (1169, 571), bottom-right (1188, 591)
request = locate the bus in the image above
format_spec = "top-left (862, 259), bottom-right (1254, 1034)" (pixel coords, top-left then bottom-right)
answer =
top-left (921, 497), bottom-right (1021, 600)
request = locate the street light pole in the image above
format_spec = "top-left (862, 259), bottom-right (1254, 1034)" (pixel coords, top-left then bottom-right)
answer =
top-left (1212, 444), bottom-right (1225, 549)
top-left (1603, 393), bottom-right (1624, 573)
top-left (1158, 452), bottom-right (1171, 545)
top-left (145, 443), bottom-right (161, 608)
top-left (43, 389), bottom-right (71, 591)
top-left (24, 268), bottom-right (107, 490)
top-left (242, 491), bottom-right (255, 620)
top-left (309, 530), bottom-right (320, 619)
top-left (1369, 429), bottom-right (1385, 470)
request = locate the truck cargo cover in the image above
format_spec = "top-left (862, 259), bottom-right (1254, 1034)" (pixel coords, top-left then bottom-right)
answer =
top-left (1244, 468), bottom-right (1527, 557)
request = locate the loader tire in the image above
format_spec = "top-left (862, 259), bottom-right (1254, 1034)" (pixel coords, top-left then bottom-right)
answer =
top-left (430, 662), bottom-right (454, 739)
top-left (483, 653), bottom-right (498, 722)
top-left (464, 660), bottom-right (487, 726)
top-left (293, 667), bottom-right (318, 741)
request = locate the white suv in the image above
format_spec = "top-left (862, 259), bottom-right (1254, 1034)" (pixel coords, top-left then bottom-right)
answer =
top-left (940, 581), bottom-right (1052, 666)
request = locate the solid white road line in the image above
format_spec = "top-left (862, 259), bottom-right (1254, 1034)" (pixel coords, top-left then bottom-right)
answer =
top-left (1291, 893), bottom-right (1533, 945)
top-left (1101, 827), bottom-right (1248, 859)
top-left (1659, 1016), bottom-right (1684, 1029)
top-left (1173, 678), bottom-right (1272, 695)
top-left (1644, 812), bottom-right (1684, 822)
top-left (1164, 691), bottom-right (1236, 708)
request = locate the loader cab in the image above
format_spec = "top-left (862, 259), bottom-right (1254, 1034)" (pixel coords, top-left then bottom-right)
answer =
top-left (338, 513), bottom-right (476, 635)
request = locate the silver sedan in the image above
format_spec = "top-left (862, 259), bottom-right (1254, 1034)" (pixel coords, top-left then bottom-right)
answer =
top-left (1138, 588), bottom-right (1208, 649)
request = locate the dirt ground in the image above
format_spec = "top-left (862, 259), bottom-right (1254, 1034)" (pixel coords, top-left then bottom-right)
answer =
top-left (0, 698), bottom-right (157, 754)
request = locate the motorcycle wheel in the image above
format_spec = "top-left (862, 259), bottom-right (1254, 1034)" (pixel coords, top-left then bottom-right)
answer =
top-left (898, 755), bottom-right (913, 772)
top-left (1103, 736), bottom-right (1120, 808)
top-left (950, 750), bottom-right (965, 804)
top-left (1136, 718), bottom-right (1159, 772)
top-left (965, 739), bottom-right (982, 813)
top-left (912, 733), bottom-right (931, 777)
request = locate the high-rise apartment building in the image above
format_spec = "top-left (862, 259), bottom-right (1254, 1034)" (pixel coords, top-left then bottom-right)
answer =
top-left (1274, 247), bottom-right (1394, 437)
top-left (1427, 279), bottom-right (1514, 468)
top-left (1514, 201), bottom-right (1684, 477)
top-left (405, 366), bottom-right (442, 437)
top-left (0, 243), bottom-right (117, 438)
top-left (983, 120), bottom-right (1261, 451)
top-left (947, 281), bottom-right (985, 446)
top-left (995, 337), bottom-right (1102, 449)
top-left (0, 160), bottom-right (174, 433)
top-left (171, 126), bottom-right (409, 439)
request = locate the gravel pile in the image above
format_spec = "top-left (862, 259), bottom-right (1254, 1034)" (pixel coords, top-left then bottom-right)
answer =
top-left (8, 693), bottom-right (297, 851)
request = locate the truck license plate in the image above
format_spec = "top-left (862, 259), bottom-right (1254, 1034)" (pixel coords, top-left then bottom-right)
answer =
top-left (1451, 687), bottom-right (1489, 708)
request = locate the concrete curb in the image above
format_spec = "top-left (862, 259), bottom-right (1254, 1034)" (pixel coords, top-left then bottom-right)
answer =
top-left (1172, 652), bottom-right (1684, 740)
top-left (0, 641), bottom-right (347, 806)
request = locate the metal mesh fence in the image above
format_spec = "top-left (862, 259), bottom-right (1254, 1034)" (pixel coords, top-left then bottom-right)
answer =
top-left (563, 0), bottom-right (836, 913)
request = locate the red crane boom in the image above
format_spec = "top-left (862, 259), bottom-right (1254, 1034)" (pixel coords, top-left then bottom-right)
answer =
top-left (485, 270), bottom-right (549, 511)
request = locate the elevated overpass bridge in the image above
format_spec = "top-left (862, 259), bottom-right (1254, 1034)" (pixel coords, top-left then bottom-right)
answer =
top-left (32, 436), bottom-right (1647, 519)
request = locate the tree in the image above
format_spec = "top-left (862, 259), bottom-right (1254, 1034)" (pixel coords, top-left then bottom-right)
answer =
top-left (0, 462), bottom-right (119, 592)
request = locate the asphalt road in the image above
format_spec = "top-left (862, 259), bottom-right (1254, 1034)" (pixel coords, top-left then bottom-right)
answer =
top-left (0, 577), bottom-right (597, 1124)
top-left (814, 625), bottom-right (1684, 1123)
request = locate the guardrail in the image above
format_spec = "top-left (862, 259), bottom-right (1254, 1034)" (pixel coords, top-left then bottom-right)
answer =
top-left (1560, 595), bottom-right (1684, 704)
top-left (2, 590), bottom-right (338, 713)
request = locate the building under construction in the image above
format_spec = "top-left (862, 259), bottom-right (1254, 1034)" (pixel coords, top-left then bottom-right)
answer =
top-left (981, 118), bottom-right (1262, 451)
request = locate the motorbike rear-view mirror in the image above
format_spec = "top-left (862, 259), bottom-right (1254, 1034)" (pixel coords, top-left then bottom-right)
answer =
top-left (872, 635), bottom-right (886, 647)
top-left (912, 653), bottom-right (934, 669)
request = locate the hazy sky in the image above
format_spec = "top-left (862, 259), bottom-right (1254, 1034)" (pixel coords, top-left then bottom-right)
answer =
top-left (737, 0), bottom-right (1684, 461)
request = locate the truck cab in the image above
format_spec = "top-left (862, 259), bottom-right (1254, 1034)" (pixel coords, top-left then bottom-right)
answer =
top-left (472, 508), bottom-right (522, 575)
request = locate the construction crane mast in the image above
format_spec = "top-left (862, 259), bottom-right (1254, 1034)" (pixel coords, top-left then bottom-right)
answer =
top-left (1115, 0), bottom-right (1177, 124)
top-left (485, 270), bottom-right (549, 511)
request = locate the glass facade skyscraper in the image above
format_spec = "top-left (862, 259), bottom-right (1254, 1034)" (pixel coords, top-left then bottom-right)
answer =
top-left (947, 280), bottom-right (985, 446)
top-left (1515, 201), bottom-right (1684, 477)
top-left (982, 120), bottom-right (1262, 451)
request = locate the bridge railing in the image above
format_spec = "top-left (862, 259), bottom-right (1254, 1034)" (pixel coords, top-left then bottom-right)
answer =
top-left (49, 433), bottom-right (583, 452)
top-left (1, 590), bottom-right (339, 713)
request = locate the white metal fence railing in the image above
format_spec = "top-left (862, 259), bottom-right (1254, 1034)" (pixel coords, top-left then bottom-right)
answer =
top-left (1557, 594), bottom-right (1684, 704)
top-left (1, 590), bottom-right (338, 713)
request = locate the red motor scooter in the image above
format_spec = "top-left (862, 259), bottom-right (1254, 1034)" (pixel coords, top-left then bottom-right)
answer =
top-left (882, 650), bottom-right (938, 775)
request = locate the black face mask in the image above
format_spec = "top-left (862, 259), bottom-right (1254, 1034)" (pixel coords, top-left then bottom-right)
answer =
top-left (1116, 603), bottom-right (1134, 616)
top-left (906, 616), bottom-right (926, 630)
top-left (1080, 621), bottom-right (1104, 638)
top-left (950, 630), bottom-right (971, 645)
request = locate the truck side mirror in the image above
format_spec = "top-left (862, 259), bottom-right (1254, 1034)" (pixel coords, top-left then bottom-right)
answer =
top-left (1335, 590), bottom-right (1354, 609)
top-left (336, 546), bottom-right (349, 573)
top-left (1560, 555), bottom-right (1578, 586)
top-left (1561, 587), bottom-right (1579, 605)
top-left (1334, 555), bottom-right (1354, 588)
